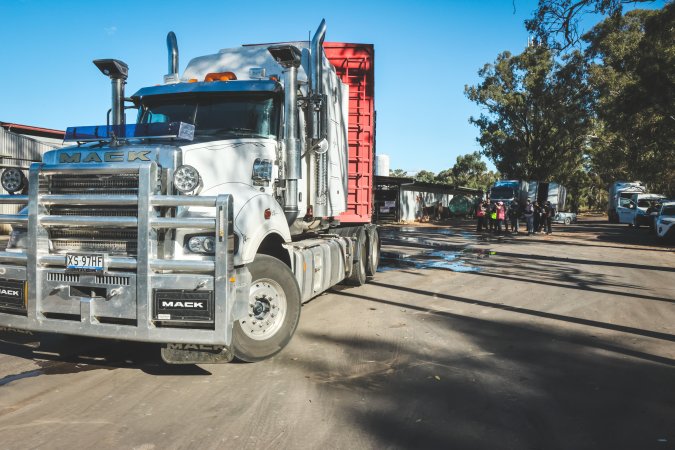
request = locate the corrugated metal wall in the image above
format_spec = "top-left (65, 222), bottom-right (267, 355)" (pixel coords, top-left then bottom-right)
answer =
top-left (399, 188), bottom-right (454, 222)
top-left (0, 127), bottom-right (62, 232)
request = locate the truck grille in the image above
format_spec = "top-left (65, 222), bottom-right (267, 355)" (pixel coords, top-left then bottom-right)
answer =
top-left (44, 173), bottom-right (139, 195)
top-left (48, 206), bottom-right (138, 217)
top-left (41, 173), bottom-right (142, 257)
top-left (50, 229), bottom-right (138, 255)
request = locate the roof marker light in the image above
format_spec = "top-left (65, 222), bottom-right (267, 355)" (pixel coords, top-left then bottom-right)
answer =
top-left (204, 72), bottom-right (237, 82)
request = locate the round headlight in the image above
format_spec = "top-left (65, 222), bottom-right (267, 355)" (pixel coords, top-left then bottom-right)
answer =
top-left (202, 236), bottom-right (215, 253)
top-left (188, 236), bottom-right (204, 253)
top-left (1, 168), bottom-right (26, 194)
top-left (173, 165), bottom-right (200, 194)
top-left (187, 236), bottom-right (215, 254)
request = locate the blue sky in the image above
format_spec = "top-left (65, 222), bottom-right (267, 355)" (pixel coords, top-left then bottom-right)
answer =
top-left (0, 0), bottom-right (665, 174)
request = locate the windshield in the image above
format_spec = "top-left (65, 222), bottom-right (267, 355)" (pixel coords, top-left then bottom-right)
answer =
top-left (137, 93), bottom-right (279, 139)
top-left (661, 206), bottom-right (675, 216)
top-left (490, 187), bottom-right (516, 199)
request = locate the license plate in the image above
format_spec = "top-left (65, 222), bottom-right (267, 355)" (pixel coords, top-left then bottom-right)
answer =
top-left (66, 253), bottom-right (105, 272)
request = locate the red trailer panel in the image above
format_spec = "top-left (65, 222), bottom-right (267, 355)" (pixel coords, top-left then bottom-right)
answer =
top-left (324, 42), bottom-right (375, 224)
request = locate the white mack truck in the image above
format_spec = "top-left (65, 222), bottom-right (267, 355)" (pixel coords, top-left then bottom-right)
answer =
top-left (0, 20), bottom-right (379, 364)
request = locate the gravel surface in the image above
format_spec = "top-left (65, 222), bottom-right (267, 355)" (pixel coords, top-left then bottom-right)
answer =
top-left (0, 218), bottom-right (673, 450)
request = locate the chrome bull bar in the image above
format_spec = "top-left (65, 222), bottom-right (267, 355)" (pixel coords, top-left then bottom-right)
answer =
top-left (0, 162), bottom-right (242, 346)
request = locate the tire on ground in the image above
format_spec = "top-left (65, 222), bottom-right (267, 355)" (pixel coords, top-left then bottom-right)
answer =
top-left (232, 254), bottom-right (301, 362)
top-left (366, 228), bottom-right (380, 277)
top-left (346, 227), bottom-right (367, 286)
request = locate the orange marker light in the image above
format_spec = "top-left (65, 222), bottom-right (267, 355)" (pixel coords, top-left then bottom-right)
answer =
top-left (204, 72), bottom-right (237, 82)
top-left (264, 208), bottom-right (271, 220)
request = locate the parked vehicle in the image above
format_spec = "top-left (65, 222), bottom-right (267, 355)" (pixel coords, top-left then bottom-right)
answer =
top-left (489, 180), bottom-right (529, 207)
top-left (529, 182), bottom-right (567, 212)
top-left (617, 193), bottom-right (666, 228)
top-left (489, 180), bottom-right (569, 221)
top-left (0, 21), bottom-right (379, 364)
top-left (655, 201), bottom-right (675, 242)
top-left (553, 211), bottom-right (577, 225)
top-left (608, 181), bottom-right (646, 223)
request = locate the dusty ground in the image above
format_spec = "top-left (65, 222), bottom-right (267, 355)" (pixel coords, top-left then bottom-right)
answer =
top-left (0, 218), bottom-right (673, 450)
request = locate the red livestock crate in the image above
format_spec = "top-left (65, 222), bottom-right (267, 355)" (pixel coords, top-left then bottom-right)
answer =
top-left (324, 42), bottom-right (375, 224)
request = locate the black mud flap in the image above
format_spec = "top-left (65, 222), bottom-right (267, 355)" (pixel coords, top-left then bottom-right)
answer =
top-left (161, 343), bottom-right (234, 364)
top-left (0, 327), bottom-right (40, 348)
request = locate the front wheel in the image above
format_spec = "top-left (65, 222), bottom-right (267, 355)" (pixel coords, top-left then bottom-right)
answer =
top-left (232, 255), bottom-right (301, 362)
top-left (564, 217), bottom-right (571, 225)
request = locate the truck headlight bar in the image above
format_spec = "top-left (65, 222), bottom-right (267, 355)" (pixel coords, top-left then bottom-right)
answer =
top-left (187, 236), bottom-right (215, 254)
top-left (1, 168), bottom-right (26, 194)
top-left (173, 165), bottom-right (201, 194)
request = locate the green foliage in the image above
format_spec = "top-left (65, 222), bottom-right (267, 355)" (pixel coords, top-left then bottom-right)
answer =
top-left (436, 151), bottom-right (499, 191)
top-left (584, 4), bottom-right (675, 195)
top-left (389, 168), bottom-right (408, 177)
top-left (526, 0), bottom-right (656, 50)
top-left (465, 45), bottom-right (593, 186)
top-left (466, 1), bottom-right (672, 209)
top-left (413, 170), bottom-right (436, 183)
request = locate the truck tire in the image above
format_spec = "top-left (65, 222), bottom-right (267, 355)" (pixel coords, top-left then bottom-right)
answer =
top-left (232, 255), bottom-right (301, 362)
top-left (366, 228), bottom-right (380, 277)
top-left (346, 228), bottom-right (367, 286)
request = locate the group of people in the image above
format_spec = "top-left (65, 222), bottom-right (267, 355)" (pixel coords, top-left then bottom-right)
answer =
top-left (476, 199), bottom-right (557, 236)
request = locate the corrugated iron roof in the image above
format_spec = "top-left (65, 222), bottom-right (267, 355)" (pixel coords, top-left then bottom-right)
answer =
top-left (0, 122), bottom-right (65, 139)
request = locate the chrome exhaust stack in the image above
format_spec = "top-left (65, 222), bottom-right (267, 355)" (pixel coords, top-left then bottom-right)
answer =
top-left (268, 45), bottom-right (303, 222)
top-left (310, 19), bottom-right (328, 217)
top-left (165, 31), bottom-right (180, 83)
top-left (310, 19), bottom-right (326, 140)
top-left (93, 59), bottom-right (129, 127)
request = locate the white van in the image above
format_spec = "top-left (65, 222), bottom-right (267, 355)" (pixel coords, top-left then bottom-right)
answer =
top-left (617, 193), bottom-right (666, 227)
top-left (655, 201), bottom-right (675, 241)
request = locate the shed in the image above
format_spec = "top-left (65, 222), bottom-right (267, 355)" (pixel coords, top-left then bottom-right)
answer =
top-left (374, 175), bottom-right (482, 223)
top-left (0, 122), bottom-right (65, 231)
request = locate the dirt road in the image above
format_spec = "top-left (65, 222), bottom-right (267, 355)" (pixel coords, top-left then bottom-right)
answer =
top-left (1, 219), bottom-right (673, 450)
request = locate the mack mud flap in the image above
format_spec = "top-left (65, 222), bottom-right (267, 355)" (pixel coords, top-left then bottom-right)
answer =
top-left (0, 327), bottom-right (40, 348)
top-left (161, 343), bottom-right (234, 364)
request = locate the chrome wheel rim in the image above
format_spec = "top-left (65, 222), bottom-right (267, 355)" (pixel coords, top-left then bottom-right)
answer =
top-left (240, 278), bottom-right (287, 340)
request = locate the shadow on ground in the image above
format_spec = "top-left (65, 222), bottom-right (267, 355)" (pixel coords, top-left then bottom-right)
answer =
top-left (0, 334), bottom-right (211, 384)
top-left (295, 288), bottom-right (675, 450)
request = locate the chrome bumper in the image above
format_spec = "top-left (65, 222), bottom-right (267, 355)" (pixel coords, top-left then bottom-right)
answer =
top-left (0, 162), bottom-right (244, 346)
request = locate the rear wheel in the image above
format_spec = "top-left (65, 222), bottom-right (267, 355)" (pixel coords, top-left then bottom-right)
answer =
top-left (232, 255), bottom-right (301, 362)
top-left (346, 228), bottom-right (367, 286)
top-left (366, 228), bottom-right (380, 277)
top-left (564, 217), bottom-right (571, 225)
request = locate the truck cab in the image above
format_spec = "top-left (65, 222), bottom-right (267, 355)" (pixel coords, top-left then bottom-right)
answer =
top-left (0, 21), bottom-right (379, 364)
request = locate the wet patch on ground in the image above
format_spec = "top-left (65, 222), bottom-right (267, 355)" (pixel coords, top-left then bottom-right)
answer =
top-left (379, 226), bottom-right (495, 273)
top-left (379, 248), bottom-right (494, 273)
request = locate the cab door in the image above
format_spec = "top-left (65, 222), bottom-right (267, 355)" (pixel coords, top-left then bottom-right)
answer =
top-left (617, 194), bottom-right (638, 225)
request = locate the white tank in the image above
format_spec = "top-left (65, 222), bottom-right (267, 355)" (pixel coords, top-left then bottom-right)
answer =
top-left (375, 154), bottom-right (390, 176)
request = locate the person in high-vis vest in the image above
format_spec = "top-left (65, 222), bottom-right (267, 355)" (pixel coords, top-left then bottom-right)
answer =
top-left (489, 201), bottom-right (497, 232)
